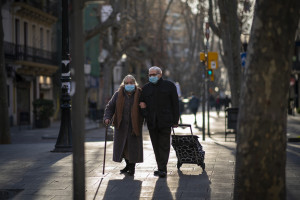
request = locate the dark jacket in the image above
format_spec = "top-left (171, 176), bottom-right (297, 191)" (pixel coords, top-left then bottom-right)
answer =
top-left (140, 78), bottom-right (179, 130)
top-left (188, 96), bottom-right (200, 113)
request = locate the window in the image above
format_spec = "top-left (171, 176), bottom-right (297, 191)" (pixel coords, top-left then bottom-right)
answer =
top-left (40, 27), bottom-right (43, 49)
top-left (32, 25), bottom-right (36, 48)
top-left (15, 19), bottom-right (20, 45)
top-left (46, 30), bottom-right (50, 51)
top-left (24, 22), bottom-right (28, 47)
top-left (7, 85), bottom-right (9, 107)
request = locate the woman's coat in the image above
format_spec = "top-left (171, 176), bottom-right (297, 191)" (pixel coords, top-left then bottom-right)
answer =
top-left (103, 87), bottom-right (143, 163)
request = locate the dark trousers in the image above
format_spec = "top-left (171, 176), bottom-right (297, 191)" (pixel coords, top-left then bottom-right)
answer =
top-left (149, 127), bottom-right (171, 172)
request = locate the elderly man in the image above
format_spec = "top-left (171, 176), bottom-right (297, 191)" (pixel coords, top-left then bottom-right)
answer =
top-left (140, 66), bottom-right (179, 178)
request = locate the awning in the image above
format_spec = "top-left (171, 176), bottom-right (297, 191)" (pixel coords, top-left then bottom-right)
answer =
top-left (15, 61), bottom-right (59, 76)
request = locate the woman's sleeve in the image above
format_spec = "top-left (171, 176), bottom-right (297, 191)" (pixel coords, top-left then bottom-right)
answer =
top-left (103, 92), bottom-right (118, 121)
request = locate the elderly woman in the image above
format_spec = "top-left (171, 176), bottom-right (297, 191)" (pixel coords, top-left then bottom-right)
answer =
top-left (103, 74), bottom-right (144, 176)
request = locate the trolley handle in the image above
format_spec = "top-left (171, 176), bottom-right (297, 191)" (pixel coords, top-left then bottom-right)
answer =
top-left (172, 124), bottom-right (193, 136)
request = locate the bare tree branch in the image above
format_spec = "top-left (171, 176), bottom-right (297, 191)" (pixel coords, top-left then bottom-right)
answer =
top-left (208, 0), bottom-right (220, 37)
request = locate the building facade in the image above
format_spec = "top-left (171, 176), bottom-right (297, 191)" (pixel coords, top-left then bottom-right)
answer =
top-left (3, 0), bottom-right (58, 126)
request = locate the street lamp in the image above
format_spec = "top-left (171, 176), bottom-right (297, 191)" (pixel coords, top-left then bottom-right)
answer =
top-left (52, 0), bottom-right (72, 152)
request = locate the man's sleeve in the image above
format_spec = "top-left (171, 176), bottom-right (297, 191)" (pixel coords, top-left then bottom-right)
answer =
top-left (171, 83), bottom-right (180, 124)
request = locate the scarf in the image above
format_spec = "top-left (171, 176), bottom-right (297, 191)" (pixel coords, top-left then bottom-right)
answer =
top-left (113, 86), bottom-right (141, 136)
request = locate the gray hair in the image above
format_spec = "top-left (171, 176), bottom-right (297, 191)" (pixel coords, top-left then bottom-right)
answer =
top-left (120, 74), bottom-right (138, 87)
top-left (149, 66), bottom-right (162, 74)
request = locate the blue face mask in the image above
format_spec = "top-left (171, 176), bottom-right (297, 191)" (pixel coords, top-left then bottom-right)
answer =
top-left (125, 84), bottom-right (135, 92)
top-left (149, 76), bottom-right (159, 84)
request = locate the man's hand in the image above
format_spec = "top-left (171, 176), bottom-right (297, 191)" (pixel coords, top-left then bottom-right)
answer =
top-left (104, 119), bottom-right (110, 126)
top-left (139, 102), bottom-right (146, 109)
top-left (172, 124), bottom-right (179, 128)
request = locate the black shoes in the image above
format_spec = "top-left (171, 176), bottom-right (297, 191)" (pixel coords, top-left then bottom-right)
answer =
top-left (127, 163), bottom-right (135, 176)
top-left (120, 166), bottom-right (129, 173)
top-left (120, 159), bottom-right (130, 173)
top-left (120, 159), bottom-right (135, 176)
top-left (154, 170), bottom-right (167, 178)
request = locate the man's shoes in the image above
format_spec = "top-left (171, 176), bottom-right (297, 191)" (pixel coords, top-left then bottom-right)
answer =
top-left (158, 171), bottom-right (167, 178)
top-left (154, 170), bottom-right (167, 178)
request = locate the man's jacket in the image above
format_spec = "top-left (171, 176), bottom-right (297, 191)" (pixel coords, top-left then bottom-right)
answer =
top-left (140, 78), bottom-right (179, 129)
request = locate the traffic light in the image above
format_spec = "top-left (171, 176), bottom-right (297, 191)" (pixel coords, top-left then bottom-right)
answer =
top-left (199, 52), bottom-right (205, 62)
top-left (207, 69), bottom-right (214, 81)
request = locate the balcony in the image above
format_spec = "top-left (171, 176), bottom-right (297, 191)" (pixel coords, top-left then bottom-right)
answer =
top-left (4, 42), bottom-right (59, 76)
top-left (4, 42), bottom-right (58, 65)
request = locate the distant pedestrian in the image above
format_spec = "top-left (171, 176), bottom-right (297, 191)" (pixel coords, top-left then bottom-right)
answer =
top-left (179, 97), bottom-right (185, 124)
top-left (188, 93), bottom-right (200, 125)
top-left (215, 95), bottom-right (221, 117)
top-left (139, 66), bottom-right (179, 178)
top-left (103, 75), bottom-right (144, 176)
top-left (224, 95), bottom-right (231, 109)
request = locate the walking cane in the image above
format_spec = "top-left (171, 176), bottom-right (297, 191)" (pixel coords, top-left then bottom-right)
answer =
top-left (102, 124), bottom-right (109, 175)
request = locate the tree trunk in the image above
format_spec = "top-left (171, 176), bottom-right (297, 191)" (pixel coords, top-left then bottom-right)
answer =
top-left (234, 1), bottom-right (300, 199)
top-left (70, 0), bottom-right (85, 199)
top-left (0, 2), bottom-right (11, 144)
top-left (218, 0), bottom-right (242, 107)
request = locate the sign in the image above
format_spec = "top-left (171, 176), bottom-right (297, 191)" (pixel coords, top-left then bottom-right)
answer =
top-left (241, 52), bottom-right (247, 67)
top-left (199, 52), bottom-right (205, 62)
top-left (211, 61), bottom-right (216, 69)
top-left (207, 52), bottom-right (218, 69)
top-left (205, 23), bottom-right (210, 40)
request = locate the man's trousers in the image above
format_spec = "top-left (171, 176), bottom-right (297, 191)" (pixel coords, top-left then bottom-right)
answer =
top-left (149, 127), bottom-right (171, 172)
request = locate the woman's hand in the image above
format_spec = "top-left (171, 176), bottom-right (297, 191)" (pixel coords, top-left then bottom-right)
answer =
top-left (139, 102), bottom-right (146, 109)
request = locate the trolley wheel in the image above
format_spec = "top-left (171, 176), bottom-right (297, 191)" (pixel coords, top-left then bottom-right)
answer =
top-left (177, 162), bottom-right (182, 169)
top-left (201, 163), bottom-right (205, 170)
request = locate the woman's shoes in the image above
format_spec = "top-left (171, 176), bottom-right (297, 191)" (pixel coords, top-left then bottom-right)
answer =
top-left (120, 166), bottom-right (129, 173)
top-left (120, 159), bottom-right (129, 173)
top-left (127, 163), bottom-right (135, 176)
top-left (120, 159), bottom-right (135, 175)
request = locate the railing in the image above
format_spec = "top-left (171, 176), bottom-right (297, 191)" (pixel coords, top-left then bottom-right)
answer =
top-left (4, 42), bottom-right (58, 66)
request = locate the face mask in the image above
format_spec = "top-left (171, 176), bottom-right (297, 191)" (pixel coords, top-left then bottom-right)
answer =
top-left (125, 84), bottom-right (135, 92)
top-left (149, 76), bottom-right (159, 84)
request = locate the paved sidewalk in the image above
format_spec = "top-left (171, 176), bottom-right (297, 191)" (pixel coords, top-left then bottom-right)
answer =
top-left (0, 112), bottom-right (299, 199)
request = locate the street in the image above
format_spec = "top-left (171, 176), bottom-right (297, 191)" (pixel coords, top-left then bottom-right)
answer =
top-left (0, 111), bottom-right (299, 199)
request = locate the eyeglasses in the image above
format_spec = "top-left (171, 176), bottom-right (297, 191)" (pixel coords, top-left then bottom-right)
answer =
top-left (148, 73), bottom-right (158, 77)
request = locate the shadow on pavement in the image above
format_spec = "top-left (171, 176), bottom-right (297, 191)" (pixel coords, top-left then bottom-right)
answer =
top-left (0, 144), bottom-right (71, 199)
top-left (177, 170), bottom-right (211, 199)
top-left (102, 176), bottom-right (142, 200)
top-left (152, 178), bottom-right (173, 199)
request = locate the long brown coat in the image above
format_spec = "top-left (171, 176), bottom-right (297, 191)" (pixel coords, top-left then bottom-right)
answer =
top-left (103, 87), bottom-right (143, 163)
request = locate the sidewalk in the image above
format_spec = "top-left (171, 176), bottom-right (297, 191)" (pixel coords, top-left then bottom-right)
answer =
top-left (0, 112), bottom-right (299, 199)
top-left (10, 118), bottom-right (100, 144)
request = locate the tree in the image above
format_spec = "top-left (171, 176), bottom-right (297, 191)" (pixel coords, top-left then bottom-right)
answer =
top-left (234, 0), bottom-right (300, 199)
top-left (84, 0), bottom-right (175, 109)
top-left (208, 0), bottom-right (243, 107)
top-left (0, 1), bottom-right (11, 144)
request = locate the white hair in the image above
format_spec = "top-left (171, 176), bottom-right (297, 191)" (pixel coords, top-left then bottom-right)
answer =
top-left (149, 66), bottom-right (162, 74)
top-left (120, 74), bottom-right (138, 87)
